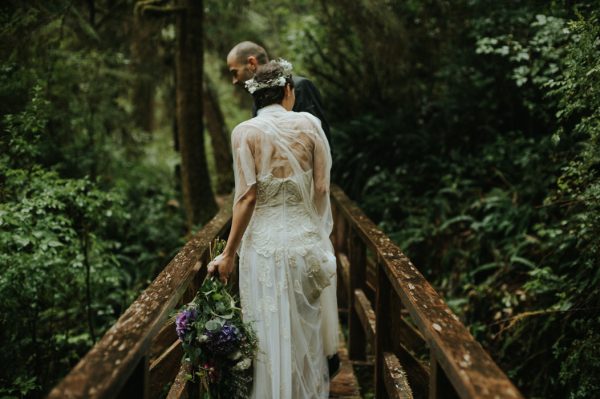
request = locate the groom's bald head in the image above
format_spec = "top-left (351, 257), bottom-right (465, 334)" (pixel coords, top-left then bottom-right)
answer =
top-left (227, 41), bottom-right (269, 86)
top-left (228, 41), bottom-right (269, 65)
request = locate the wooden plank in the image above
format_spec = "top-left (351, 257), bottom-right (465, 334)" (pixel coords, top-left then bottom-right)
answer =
top-left (149, 340), bottom-right (184, 399)
top-left (47, 203), bottom-right (232, 399)
top-left (330, 324), bottom-right (361, 399)
top-left (338, 253), bottom-right (351, 299)
top-left (336, 252), bottom-right (351, 313)
top-left (166, 362), bottom-right (192, 399)
top-left (149, 316), bottom-right (178, 363)
top-left (383, 352), bottom-right (413, 399)
top-left (331, 186), bottom-right (523, 399)
top-left (354, 288), bottom-right (376, 348)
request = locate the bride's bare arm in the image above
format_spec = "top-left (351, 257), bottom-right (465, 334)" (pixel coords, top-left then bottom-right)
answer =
top-left (208, 185), bottom-right (257, 283)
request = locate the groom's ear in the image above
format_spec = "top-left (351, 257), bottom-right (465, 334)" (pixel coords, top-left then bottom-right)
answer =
top-left (247, 55), bottom-right (259, 68)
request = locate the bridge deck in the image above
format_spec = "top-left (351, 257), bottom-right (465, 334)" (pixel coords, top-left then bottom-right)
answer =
top-left (330, 328), bottom-right (361, 398)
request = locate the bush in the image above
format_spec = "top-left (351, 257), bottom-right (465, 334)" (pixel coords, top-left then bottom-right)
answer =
top-left (319, 2), bottom-right (600, 397)
top-left (0, 4), bottom-right (187, 395)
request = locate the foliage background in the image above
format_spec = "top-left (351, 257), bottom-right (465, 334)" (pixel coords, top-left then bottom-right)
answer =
top-left (295, 2), bottom-right (600, 398)
top-left (1, 1), bottom-right (599, 398)
top-left (0, 2), bottom-right (187, 397)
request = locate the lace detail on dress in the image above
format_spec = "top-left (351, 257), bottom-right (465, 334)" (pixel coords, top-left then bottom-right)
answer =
top-left (238, 170), bottom-right (336, 326)
top-left (243, 169), bottom-right (324, 258)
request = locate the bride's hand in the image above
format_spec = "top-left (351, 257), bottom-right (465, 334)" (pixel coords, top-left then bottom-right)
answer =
top-left (207, 253), bottom-right (235, 284)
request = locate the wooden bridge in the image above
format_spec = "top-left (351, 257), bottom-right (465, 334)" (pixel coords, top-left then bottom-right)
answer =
top-left (47, 186), bottom-right (524, 399)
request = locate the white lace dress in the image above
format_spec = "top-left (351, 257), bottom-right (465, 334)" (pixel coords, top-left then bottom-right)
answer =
top-left (232, 104), bottom-right (339, 398)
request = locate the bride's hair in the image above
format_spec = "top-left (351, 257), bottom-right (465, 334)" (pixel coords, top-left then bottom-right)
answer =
top-left (251, 61), bottom-right (294, 110)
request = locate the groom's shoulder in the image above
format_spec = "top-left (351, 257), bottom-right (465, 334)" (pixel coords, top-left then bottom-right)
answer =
top-left (293, 75), bottom-right (316, 89)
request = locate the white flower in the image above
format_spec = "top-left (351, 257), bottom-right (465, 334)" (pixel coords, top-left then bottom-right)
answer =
top-left (245, 78), bottom-right (259, 94)
top-left (232, 358), bottom-right (252, 371)
top-left (275, 58), bottom-right (293, 75)
top-left (228, 350), bottom-right (242, 360)
top-left (197, 334), bottom-right (209, 343)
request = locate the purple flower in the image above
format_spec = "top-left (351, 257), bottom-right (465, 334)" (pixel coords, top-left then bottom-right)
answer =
top-left (207, 323), bottom-right (240, 355)
top-left (176, 308), bottom-right (197, 341)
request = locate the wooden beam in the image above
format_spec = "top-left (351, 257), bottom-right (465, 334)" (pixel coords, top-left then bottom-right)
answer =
top-left (149, 340), bottom-right (184, 399)
top-left (383, 352), bottom-right (413, 399)
top-left (354, 288), bottom-right (376, 348)
top-left (338, 253), bottom-right (351, 298)
top-left (336, 252), bottom-right (351, 312)
top-left (166, 362), bottom-right (192, 399)
top-left (149, 316), bottom-right (178, 363)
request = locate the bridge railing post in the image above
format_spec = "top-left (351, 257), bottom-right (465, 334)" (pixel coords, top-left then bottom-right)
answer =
top-left (348, 228), bottom-right (367, 361)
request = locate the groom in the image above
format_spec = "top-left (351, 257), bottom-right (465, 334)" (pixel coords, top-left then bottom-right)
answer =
top-left (226, 41), bottom-right (331, 145)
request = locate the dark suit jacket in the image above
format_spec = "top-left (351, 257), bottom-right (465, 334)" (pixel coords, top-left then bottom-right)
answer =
top-left (252, 76), bottom-right (331, 146)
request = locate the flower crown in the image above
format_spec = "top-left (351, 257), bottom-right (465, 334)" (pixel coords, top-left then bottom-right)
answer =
top-left (244, 58), bottom-right (293, 94)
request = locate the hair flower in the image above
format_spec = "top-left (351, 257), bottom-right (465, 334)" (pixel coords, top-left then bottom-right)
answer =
top-left (244, 58), bottom-right (293, 94)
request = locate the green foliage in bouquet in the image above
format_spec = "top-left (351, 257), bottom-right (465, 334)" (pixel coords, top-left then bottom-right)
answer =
top-left (175, 239), bottom-right (258, 399)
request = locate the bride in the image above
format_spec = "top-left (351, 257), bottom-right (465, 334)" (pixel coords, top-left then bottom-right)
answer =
top-left (207, 58), bottom-right (339, 398)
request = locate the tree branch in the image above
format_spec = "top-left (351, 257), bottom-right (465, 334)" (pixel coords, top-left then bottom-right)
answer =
top-left (134, 0), bottom-right (185, 18)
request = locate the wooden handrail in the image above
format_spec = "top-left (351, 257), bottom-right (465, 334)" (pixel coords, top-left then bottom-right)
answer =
top-left (48, 185), bottom-right (524, 399)
top-left (47, 203), bottom-right (232, 399)
top-left (330, 185), bottom-right (523, 399)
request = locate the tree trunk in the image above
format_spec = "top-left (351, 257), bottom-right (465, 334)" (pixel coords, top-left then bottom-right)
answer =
top-left (175, 0), bottom-right (217, 226)
top-left (203, 75), bottom-right (234, 195)
top-left (131, 15), bottom-right (156, 133)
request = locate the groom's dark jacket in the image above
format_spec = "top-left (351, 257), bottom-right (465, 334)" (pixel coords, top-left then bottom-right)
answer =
top-left (252, 76), bottom-right (331, 146)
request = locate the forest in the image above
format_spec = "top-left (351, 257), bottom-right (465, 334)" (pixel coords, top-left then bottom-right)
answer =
top-left (1, 0), bottom-right (599, 398)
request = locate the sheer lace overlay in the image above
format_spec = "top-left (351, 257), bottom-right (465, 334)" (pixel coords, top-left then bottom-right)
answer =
top-left (232, 104), bottom-right (339, 398)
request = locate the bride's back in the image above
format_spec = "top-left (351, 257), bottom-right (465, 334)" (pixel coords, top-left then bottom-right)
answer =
top-left (233, 107), bottom-right (326, 193)
top-left (232, 105), bottom-right (333, 241)
top-left (243, 110), bottom-right (317, 177)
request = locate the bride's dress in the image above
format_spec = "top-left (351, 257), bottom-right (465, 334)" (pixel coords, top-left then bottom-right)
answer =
top-left (233, 104), bottom-right (339, 398)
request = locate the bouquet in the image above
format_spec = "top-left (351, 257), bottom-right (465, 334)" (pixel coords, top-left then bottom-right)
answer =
top-left (175, 239), bottom-right (258, 398)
